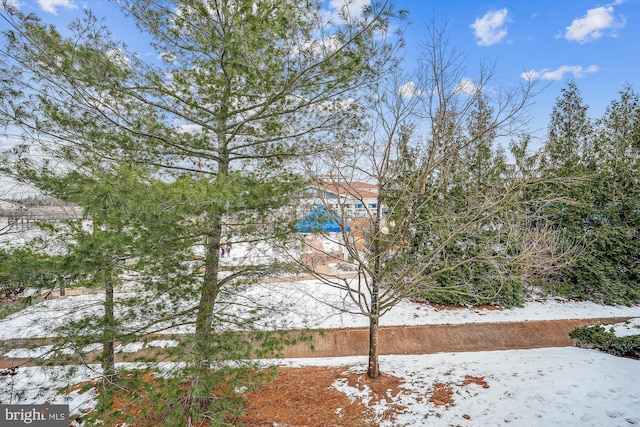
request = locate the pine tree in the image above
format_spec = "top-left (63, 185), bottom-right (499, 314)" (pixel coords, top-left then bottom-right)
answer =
top-left (538, 82), bottom-right (639, 304)
top-left (421, 93), bottom-right (529, 307)
top-left (589, 85), bottom-right (640, 304)
top-left (559, 85), bottom-right (638, 303)
top-left (0, 0), bottom-right (402, 421)
top-left (543, 81), bottom-right (593, 171)
top-left (535, 81), bottom-right (594, 277)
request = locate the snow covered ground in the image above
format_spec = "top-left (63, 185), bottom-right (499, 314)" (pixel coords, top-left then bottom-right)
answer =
top-left (1, 239), bottom-right (639, 426)
top-left (2, 345), bottom-right (638, 426)
top-left (280, 346), bottom-right (640, 427)
top-left (1, 280), bottom-right (639, 426)
top-left (1, 279), bottom-right (639, 340)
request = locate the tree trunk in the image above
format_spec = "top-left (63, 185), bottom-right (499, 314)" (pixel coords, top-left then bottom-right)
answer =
top-left (192, 221), bottom-right (223, 386)
top-left (102, 279), bottom-right (116, 384)
top-left (190, 122), bottom-right (229, 405)
top-left (367, 199), bottom-right (383, 379)
top-left (367, 314), bottom-right (380, 378)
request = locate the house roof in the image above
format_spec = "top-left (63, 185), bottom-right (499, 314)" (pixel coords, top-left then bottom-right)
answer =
top-left (318, 181), bottom-right (378, 200)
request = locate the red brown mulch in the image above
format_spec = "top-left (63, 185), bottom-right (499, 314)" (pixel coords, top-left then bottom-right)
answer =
top-left (463, 375), bottom-right (490, 388)
top-left (233, 366), bottom-right (396, 426)
top-left (429, 382), bottom-right (454, 406)
top-left (428, 374), bottom-right (491, 409)
top-left (235, 367), bottom-right (490, 425)
top-left (68, 366), bottom-right (413, 426)
top-left (66, 366), bottom-right (496, 426)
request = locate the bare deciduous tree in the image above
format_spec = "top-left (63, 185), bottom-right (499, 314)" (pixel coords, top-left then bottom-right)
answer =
top-left (296, 22), bottom-right (570, 379)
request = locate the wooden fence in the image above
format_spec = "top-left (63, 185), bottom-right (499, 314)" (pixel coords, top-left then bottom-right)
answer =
top-left (0, 205), bottom-right (83, 231)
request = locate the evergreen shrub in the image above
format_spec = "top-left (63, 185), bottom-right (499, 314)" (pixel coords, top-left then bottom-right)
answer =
top-left (569, 324), bottom-right (640, 358)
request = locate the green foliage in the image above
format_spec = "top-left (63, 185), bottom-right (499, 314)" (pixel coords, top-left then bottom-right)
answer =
top-left (0, 243), bottom-right (79, 318)
top-left (569, 324), bottom-right (640, 358)
top-left (0, 247), bottom-right (68, 298)
top-left (405, 96), bottom-right (536, 308)
top-left (537, 83), bottom-right (640, 305)
top-left (83, 366), bottom-right (277, 427)
top-left (543, 81), bottom-right (593, 170)
top-left (1, 0), bottom-right (402, 419)
top-left (422, 268), bottom-right (526, 308)
top-left (558, 225), bottom-right (640, 305)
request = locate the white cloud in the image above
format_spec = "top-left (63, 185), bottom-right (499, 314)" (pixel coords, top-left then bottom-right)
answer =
top-left (397, 81), bottom-right (424, 98)
top-left (4, 0), bottom-right (22, 9)
top-left (106, 49), bottom-right (130, 69)
top-left (295, 35), bottom-right (343, 58)
top-left (470, 8), bottom-right (510, 47)
top-left (564, 6), bottom-right (626, 43)
top-left (0, 134), bottom-right (21, 151)
top-left (454, 78), bottom-right (483, 95)
top-left (37, 0), bottom-right (77, 14)
top-left (521, 65), bottom-right (598, 81)
top-left (322, 0), bottom-right (371, 24)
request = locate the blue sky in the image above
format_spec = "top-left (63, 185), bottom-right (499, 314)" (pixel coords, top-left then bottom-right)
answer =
top-left (3, 0), bottom-right (640, 146)
top-left (397, 0), bottom-right (640, 142)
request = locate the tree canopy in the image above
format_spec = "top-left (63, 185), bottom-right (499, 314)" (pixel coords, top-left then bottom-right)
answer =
top-left (0, 0), bottom-right (404, 421)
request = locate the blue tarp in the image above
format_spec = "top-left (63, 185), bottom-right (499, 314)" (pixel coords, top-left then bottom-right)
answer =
top-left (296, 205), bottom-right (351, 233)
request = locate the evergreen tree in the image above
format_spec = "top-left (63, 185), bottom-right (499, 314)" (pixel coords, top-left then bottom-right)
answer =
top-left (588, 85), bottom-right (640, 303)
top-left (0, 164), bottom-right (197, 403)
top-left (463, 94), bottom-right (500, 188)
top-left (535, 80), bottom-right (594, 274)
top-left (539, 83), bottom-right (639, 304)
top-left (543, 81), bottom-right (593, 170)
top-left (422, 94), bottom-right (529, 307)
top-left (0, 0), bottom-right (401, 421)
